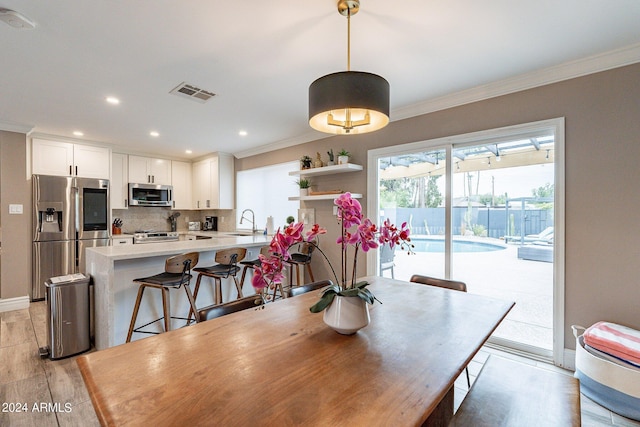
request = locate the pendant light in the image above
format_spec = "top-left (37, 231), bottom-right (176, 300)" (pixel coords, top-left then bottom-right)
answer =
top-left (308, 0), bottom-right (390, 135)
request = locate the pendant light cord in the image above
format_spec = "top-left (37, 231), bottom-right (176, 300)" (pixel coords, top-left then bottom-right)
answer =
top-left (347, 7), bottom-right (351, 72)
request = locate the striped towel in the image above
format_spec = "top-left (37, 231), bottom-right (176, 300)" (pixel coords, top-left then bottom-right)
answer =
top-left (584, 321), bottom-right (640, 366)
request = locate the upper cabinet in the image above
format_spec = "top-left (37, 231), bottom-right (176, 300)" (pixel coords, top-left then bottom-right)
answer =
top-left (111, 153), bottom-right (128, 209)
top-left (171, 160), bottom-right (192, 210)
top-left (128, 155), bottom-right (171, 185)
top-left (192, 153), bottom-right (234, 210)
top-left (32, 138), bottom-right (110, 179)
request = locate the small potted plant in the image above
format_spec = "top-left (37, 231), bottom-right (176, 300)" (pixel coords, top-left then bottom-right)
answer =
top-left (337, 149), bottom-right (350, 165)
top-left (296, 178), bottom-right (311, 196)
top-left (326, 149), bottom-right (335, 166)
top-left (300, 155), bottom-right (312, 170)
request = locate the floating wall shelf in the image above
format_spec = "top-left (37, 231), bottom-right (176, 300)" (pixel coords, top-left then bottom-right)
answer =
top-left (289, 163), bottom-right (363, 202)
top-left (289, 163), bottom-right (363, 177)
top-left (289, 193), bottom-right (363, 201)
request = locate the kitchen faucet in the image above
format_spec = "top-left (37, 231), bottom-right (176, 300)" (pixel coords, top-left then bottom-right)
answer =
top-left (239, 208), bottom-right (257, 233)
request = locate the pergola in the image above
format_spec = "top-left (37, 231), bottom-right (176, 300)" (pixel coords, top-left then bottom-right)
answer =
top-left (379, 135), bottom-right (555, 180)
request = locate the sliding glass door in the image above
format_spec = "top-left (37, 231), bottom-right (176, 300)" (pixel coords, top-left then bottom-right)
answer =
top-left (450, 139), bottom-right (555, 356)
top-left (377, 147), bottom-right (447, 279)
top-left (367, 119), bottom-right (565, 364)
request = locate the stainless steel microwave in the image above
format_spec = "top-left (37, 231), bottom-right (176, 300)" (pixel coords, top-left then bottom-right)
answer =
top-left (128, 183), bottom-right (173, 206)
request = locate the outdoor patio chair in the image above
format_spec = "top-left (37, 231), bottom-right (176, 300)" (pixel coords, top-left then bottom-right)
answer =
top-left (379, 244), bottom-right (395, 278)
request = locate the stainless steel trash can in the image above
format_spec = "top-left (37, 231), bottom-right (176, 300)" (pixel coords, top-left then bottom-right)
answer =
top-left (39, 273), bottom-right (91, 359)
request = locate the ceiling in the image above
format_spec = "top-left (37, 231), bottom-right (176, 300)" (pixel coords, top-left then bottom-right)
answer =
top-left (2, 1), bottom-right (640, 160)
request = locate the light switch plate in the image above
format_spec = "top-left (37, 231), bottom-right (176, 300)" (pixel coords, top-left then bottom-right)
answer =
top-left (298, 208), bottom-right (315, 226)
top-left (9, 204), bottom-right (23, 214)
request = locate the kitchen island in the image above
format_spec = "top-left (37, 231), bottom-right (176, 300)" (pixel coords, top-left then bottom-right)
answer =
top-left (86, 231), bottom-right (272, 350)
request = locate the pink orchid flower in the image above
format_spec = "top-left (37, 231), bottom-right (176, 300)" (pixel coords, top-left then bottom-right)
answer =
top-left (305, 223), bottom-right (327, 242)
top-left (284, 222), bottom-right (304, 242)
top-left (355, 219), bottom-right (379, 252)
top-left (253, 193), bottom-right (413, 294)
top-left (335, 192), bottom-right (362, 228)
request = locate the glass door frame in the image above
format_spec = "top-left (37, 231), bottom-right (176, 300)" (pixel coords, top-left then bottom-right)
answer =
top-left (367, 118), bottom-right (566, 367)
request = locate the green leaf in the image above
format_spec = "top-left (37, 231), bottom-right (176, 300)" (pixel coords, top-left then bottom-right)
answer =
top-left (357, 288), bottom-right (376, 304)
top-left (310, 282), bottom-right (380, 312)
top-left (309, 292), bottom-right (336, 313)
top-left (354, 281), bottom-right (370, 289)
top-left (337, 288), bottom-right (361, 298)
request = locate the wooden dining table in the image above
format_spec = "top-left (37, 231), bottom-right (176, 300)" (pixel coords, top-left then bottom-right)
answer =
top-left (77, 276), bottom-right (514, 426)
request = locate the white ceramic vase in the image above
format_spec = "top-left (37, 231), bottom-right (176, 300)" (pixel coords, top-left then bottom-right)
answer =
top-left (323, 296), bottom-right (370, 335)
top-left (338, 155), bottom-right (349, 165)
top-left (300, 188), bottom-right (309, 197)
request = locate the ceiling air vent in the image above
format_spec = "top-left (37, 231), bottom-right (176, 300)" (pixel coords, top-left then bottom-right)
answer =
top-left (170, 82), bottom-right (216, 103)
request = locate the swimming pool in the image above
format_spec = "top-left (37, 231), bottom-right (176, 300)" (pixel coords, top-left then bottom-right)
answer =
top-left (411, 238), bottom-right (506, 253)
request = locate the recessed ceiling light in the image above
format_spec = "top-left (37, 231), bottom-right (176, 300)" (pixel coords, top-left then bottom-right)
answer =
top-left (106, 96), bottom-right (120, 105)
top-left (238, 130), bottom-right (248, 136)
top-left (185, 149), bottom-right (193, 154)
top-left (73, 131), bottom-right (84, 136)
top-left (149, 131), bottom-right (159, 137)
top-left (0, 9), bottom-right (35, 29)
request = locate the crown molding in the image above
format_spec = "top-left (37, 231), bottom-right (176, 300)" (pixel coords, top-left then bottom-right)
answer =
top-left (234, 130), bottom-right (327, 159)
top-left (393, 42), bottom-right (640, 121)
top-left (237, 42), bottom-right (640, 158)
top-left (29, 131), bottom-right (110, 147)
top-left (0, 121), bottom-right (33, 134)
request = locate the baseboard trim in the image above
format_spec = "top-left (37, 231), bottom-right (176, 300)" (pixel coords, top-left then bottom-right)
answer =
top-left (564, 348), bottom-right (577, 371)
top-left (0, 296), bottom-right (30, 313)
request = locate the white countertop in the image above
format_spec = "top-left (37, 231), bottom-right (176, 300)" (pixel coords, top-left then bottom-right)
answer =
top-left (89, 231), bottom-right (272, 261)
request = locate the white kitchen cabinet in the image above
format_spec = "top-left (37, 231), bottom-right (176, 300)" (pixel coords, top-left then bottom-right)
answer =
top-left (128, 155), bottom-right (172, 185)
top-left (111, 153), bottom-right (128, 209)
top-left (32, 138), bottom-right (110, 179)
top-left (171, 160), bottom-right (192, 210)
top-left (192, 153), bottom-right (234, 210)
top-left (192, 158), bottom-right (211, 209)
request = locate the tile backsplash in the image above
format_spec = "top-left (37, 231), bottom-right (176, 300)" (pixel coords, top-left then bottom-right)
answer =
top-left (112, 207), bottom-right (236, 233)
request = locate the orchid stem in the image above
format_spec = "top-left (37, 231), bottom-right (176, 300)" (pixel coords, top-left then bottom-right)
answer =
top-left (305, 242), bottom-right (340, 288)
top-left (340, 213), bottom-right (346, 288)
top-left (351, 244), bottom-right (359, 288)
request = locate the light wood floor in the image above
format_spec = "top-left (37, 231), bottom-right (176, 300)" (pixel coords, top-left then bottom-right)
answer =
top-left (2, 301), bottom-right (639, 426)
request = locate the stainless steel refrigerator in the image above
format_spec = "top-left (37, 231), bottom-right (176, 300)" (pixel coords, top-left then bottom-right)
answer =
top-left (32, 175), bottom-right (110, 300)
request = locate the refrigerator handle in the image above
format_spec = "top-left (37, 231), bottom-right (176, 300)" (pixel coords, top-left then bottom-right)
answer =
top-left (73, 185), bottom-right (80, 239)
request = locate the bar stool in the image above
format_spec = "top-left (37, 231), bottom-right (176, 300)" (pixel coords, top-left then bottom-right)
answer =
top-left (288, 242), bottom-right (315, 288)
top-left (190, 247), bottom-right (246, 317)
top-left (126, 252), bottom-right (200, 343)
top-left (239, 246), bottom-right (285, 301)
